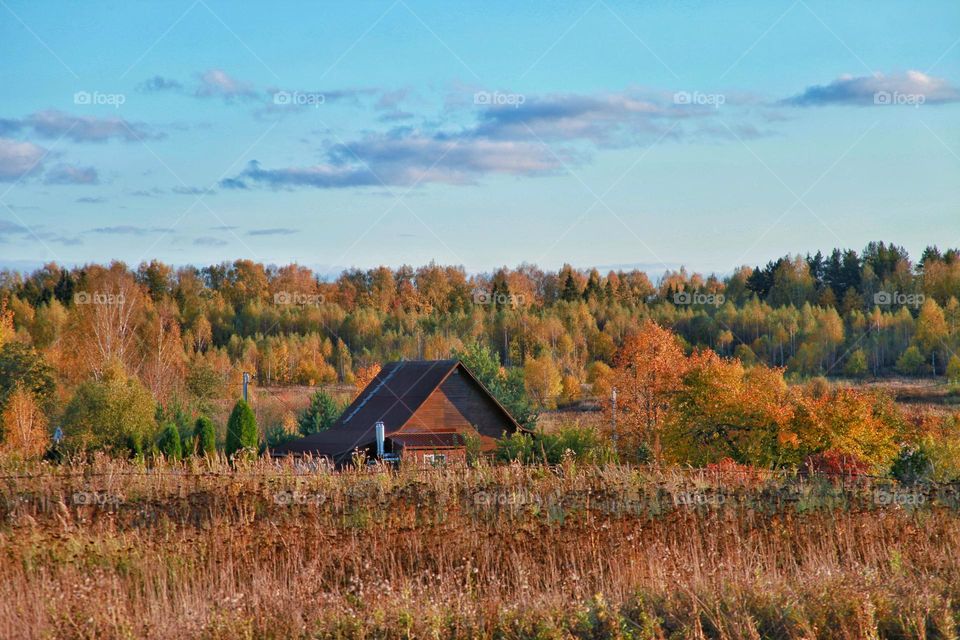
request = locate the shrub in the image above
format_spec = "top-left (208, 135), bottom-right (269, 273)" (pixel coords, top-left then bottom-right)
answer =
top-left (193, 416), bottom-right (217, 456)
top-left (157, 422), bottom-right (182, 461)
top-left (62, 365), bottom-right (157, 453)
top-left (802, 450), bottom-right (871, 477)
top-left (496, 426), bottom-right (615, 465)
top-left (843, 349), bottom-right (868, 378)
top-left (896, 346), bottom-right (925, 376)
top-left (890, 445), bottom-right (933, 485)
top-left (225, 399), bottom-right (258, 458)
top-left (947, 355), bottom-right (960, 384)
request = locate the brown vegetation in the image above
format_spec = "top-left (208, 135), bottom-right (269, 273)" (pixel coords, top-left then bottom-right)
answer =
top-left (0, 458), bottom-right (957, 639)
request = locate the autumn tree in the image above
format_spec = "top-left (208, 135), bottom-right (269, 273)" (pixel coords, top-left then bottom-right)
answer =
top-left (353, 362), bottom-right (381, 398)
top-left (0, 342), bottom-right (55, 415)
top-left (65, 263), bottom-right (145, 381)
top-left (606, 321), bottom-right (688, 460)
top-left (0, 386), bottom-right (48, 458)
top-left (523, 354), bottom-right (562, 409)
top-left (663, 351), bottom-right (794, 467)
top-left (62, 363), bottom-right (157, 453)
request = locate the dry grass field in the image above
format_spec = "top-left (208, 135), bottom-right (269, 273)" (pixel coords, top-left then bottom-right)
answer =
top-left (1, 457), bottom-right (958, 639)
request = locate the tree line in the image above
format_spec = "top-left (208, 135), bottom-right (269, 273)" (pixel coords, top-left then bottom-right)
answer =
top-left (0, 241), bottom-right (957, 460)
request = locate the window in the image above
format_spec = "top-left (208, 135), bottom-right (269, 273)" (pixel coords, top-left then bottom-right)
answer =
top-left (423, 453), bottom-right (446, 465)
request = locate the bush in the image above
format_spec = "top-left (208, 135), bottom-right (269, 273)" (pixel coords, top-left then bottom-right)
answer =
top-left (157, 422), bottom-right (182, 461)
top-left (496, 426), bottom-right (615, 465)
top-left (62, 365), bottom-right (157, 453)
top-left (193, 416), bottom-right (216, 456)
top-left (225, 399), bottom-right (258, 458)
top-left (843, 349), bottom-right (869, 378)
top-left (896, 346), bottom-right (925, 376)
top-left (947, 355), bottom-right (960, 384)
top-left (802, 450), bottom-right (871, 477)
top-left (890, 445), bottom-right (933, 485)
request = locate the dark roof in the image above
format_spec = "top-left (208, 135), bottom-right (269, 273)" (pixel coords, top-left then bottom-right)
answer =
top-left (272, 359), bottom-right (518, 461)
top-left (390, 432), bottom-right (465, 448)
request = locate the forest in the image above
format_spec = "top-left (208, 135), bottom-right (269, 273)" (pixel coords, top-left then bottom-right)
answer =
top-left (0, 240), bottom-right (958, 472)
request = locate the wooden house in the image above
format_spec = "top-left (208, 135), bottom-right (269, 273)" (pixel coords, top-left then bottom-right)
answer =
top-left (271, 359), bottom-right (524, 465)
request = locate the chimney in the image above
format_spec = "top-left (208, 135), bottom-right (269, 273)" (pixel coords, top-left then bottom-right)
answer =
top-left (375, 421), bottom-right (385, 458)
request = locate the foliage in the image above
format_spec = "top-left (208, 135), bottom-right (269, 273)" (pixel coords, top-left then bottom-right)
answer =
top-left (297, 390), bottom-right (343, 436)
top-left (193, 416), bottom-right (217, 456)
top-left (225, 399), bottom-right (258, 457)
top-left (890, 445), bottom-right (934, 485)
top-left (0, 386), bottom-right (48, 458)
top-left (947, 355), bottom-right (960, 384)
top-left (62, 364), bottom-right (157, 453)
top-left (0, 342), bottom-right (55, 414)
top-left (157, 421), bottom-right (182, 461)
top-left (896, 346), bottom-right (925, 375)
top-left (454, 342), bottom-right (538, 429)
top-left (605, 321), bottom-right (687, 461)
top-left (844, 349), bottom-right (868, 378)
top-left (496, 425), bottom-right (616, 464)
top-left (523, 355), bottom-right (562, 409)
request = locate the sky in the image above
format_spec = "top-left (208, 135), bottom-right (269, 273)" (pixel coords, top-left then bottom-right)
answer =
top-left (0, 0), bottom-right (958, 278)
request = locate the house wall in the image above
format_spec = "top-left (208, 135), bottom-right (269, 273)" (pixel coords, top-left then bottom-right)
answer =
top-left (400, 368), bottom-right (515, 451)
top-left (400, 447), bottom-right (466, 465)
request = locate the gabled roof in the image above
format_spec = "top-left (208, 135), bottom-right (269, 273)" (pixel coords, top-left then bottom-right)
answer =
top-left (271, 359), bottom-right (521, 460)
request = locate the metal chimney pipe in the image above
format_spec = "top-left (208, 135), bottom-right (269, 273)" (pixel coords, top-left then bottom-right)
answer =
top-left (375, 421), bottom-right (385, 458)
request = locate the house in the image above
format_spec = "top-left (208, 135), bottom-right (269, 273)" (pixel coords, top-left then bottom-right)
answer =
top-left (271, 359), bottom-right (525, 465)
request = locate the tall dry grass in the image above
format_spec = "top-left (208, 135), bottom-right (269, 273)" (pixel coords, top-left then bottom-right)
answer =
top-left (0, 455), bottom-right (957, 639)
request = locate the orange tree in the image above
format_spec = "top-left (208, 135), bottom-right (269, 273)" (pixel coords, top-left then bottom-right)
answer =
top-left (605, 321), bottom-right (688, 461)
top-left (662, 350), bottom-right (795, 467)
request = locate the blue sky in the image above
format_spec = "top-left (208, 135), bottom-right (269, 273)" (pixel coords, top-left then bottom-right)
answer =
top-left (1, 0), bottom-right (958, 277)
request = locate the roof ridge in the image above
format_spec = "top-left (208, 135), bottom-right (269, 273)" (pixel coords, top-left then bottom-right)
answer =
top-left (341, 362), bottom-right (404, 423)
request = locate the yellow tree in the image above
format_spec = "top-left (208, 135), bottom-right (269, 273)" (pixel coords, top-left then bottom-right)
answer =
top-left (662, 350), bottom-right (794, 467)
top-left (606, 321), bottom-right (689, 460)
top-left (0, 299), bottom-right (13, 348)
top-left (1, 386), bottom-right (48, 458)
top-left (914, 298), bottom-right (948, 373)
top-left (523, 354), bottom-right (562, 409)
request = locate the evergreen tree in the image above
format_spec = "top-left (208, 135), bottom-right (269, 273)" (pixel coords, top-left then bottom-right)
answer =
top-left (225, 399), bottom-right (258, 457)
top-left (193, 415), bottom-right (217, 456)
top-left (582, 269), bottom-right (602, 301)
top-left (157, 421), bottom-right (182, 460)
top-left (561, 272), bottom-right (580, 302)
top-left (298, 390), bottom-right (342, 435)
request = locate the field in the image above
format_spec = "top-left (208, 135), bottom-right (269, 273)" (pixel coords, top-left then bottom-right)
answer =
top-left (1, 458), bottom-right (959, 639)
